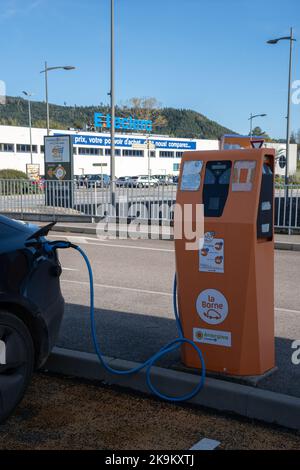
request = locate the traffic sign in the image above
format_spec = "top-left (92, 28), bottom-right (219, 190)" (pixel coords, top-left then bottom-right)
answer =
top-left (132, 142), bottom-right (156, 150)
top-left (251, 140), bottom-right (264, 149)
top-left (278, 155), bottom-right (286, 169)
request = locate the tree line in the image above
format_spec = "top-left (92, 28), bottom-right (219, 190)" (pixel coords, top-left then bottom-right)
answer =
top-left (0, 96), bottom-right (234, 139)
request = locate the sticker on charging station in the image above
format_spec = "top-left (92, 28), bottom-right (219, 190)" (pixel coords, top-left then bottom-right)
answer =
top-left (180, 160), bottom-right (203, 191)
top-left (199, 236), bottom-right (224, 273)
top-left (193, 328), bottom-right (231, 347)
top-left (232, 161), bottom-right (256, 192)
top-left (196, 289), bottom-right (228, 325)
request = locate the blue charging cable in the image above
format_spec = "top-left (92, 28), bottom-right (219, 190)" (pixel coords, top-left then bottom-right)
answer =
top-left (45, 240), bottom-right (206, 402)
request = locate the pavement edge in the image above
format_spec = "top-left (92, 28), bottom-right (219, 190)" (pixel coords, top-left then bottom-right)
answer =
top-left (44, 347), bottom-right (300, 431)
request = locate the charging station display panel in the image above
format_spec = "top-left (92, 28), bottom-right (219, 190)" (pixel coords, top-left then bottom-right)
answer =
top-left (203, 161), bottom-right (232, 217)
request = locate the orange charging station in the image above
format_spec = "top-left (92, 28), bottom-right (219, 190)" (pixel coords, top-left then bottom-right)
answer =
top-left (174, 148), bottom-right (275, 376)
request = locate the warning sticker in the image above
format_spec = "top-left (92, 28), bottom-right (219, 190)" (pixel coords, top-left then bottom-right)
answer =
top-left (199, 236), bottom-right (224, 273)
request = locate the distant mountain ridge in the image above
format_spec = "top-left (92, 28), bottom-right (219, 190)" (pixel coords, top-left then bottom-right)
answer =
top-left (0, 96), bottom-right (235, 140)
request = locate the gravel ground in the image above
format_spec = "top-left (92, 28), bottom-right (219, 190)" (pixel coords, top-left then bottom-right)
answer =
top-left (0, 373), bottom-right (300, 450)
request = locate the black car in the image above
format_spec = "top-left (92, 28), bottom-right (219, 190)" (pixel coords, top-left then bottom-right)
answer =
top-left (115, 176), bottom-right (131, 187)
top-left (0, 216), bottom-right (64, 422)
top-left (87, 174), bottom-right (110, 188)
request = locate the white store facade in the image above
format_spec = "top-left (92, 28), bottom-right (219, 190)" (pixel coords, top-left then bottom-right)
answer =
top-left (0, 125), bottom-right (297, 178)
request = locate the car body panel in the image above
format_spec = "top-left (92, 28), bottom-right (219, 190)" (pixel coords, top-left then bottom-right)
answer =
top-left (0, 215), bottom-right (64, 368)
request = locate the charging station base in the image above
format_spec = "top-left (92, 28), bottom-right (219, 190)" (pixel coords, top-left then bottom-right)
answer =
top-left (174, 363), bottom-right (278, 387)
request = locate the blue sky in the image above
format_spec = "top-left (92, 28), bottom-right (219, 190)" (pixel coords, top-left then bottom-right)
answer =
top-left (1, 0), bottom-right (299, 138)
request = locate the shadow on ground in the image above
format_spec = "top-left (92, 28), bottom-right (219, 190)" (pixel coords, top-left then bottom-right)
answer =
top-left (56, 303), bottom-right (300, 398)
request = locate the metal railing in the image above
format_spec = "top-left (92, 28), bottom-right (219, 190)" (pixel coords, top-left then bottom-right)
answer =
top-left (0, 179), bottom-right (178, 222)
top-left (0, 179), bottom-right (299, 232)
top-left (275, 183), bottom-right (300, 231)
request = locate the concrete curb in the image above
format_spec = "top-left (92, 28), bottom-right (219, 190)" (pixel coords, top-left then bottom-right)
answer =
top-left (44, 347), bottom-right (300, 431)
top-left (50, 224), bottom-right (300, 251)
top-left (274, 241), bottom-right (300, 251)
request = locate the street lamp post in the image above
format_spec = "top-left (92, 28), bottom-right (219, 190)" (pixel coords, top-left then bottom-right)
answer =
top-left (40, 62), bottom-right (75, 136)
top-left (248, 113), bottom-right (267, 138)
top-left (22, 91), bottom-right (34, 164)
top-left (267, 27), bottom-right (296, 186)
top-left (110, 0), bottom-right (116, 207)
top-left (147, 136), bottom-right (151, 181)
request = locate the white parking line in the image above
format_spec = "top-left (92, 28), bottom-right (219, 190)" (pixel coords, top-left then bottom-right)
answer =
top-left (63, 267), bottom-right (78, 272)
top-left (76, 241), bottom-right (174, 252)
top-left (275, 307), bottom-right (300, 314)
top-left (48, 234), bottom-right (174, 252)
top-left (61, 279), bottom-right (300, 313)
top-left (190, 438), bottom-right (220, 450)
top-left (62, 279), bottom-right (172, 297)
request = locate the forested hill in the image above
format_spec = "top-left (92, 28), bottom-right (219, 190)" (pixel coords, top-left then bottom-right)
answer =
top-left (0, 96), bottom-right (235, 139)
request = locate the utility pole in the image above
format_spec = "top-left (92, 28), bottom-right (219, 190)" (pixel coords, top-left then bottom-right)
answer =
top-left (267, 27), bottom-right (296, 198)
top-left (285, 27), bottom-right (294, 188)
top-left (22, 91), bottom-right (34, 164)
top-left (45, 61), bottom-right (49, 135)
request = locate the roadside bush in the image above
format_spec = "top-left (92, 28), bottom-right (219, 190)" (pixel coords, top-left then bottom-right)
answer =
top-left (0, 169), bottom-right (28, 180)
top-left (288, 174), bottom-right (300, 185)
top-left (0, 169), bottom-right (40, 195)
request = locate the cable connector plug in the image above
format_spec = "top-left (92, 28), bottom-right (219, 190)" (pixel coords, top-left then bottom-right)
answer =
top-left (43, 241), bottom-right (78, 252)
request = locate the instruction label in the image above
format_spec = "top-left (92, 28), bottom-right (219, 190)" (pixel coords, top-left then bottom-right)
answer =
top-left (199, 236), bottom-right (224, 273)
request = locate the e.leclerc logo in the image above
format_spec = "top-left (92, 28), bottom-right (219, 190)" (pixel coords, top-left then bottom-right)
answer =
top-left (94, 113), bottom-right (152, 132)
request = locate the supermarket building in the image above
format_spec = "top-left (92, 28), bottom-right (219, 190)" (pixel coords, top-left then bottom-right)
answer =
top-left (0, 125), bottom-right (296, 177)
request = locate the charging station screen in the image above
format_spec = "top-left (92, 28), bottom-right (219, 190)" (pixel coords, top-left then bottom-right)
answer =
top-left (203, 161), bottom-right (232, 217)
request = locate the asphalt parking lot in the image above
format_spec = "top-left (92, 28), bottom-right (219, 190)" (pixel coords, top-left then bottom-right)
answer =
top-left (48, 232), bottom-right (300, 398)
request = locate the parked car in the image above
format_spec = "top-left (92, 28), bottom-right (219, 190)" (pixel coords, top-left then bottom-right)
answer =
top-left (87, 174), bottom-right (110, 188)
top-left (116, 176), bottom-right (132, 187)
top-left (0, 216), bottom-right (64, 422)
top-left (76, 174), bottom-right (92, 188)
top-left (125, 176), bottom-right (139, 188)
top-left (134, 175), bottom-right (159, 188)
top-left (152, 174), bottom-right (173, 186)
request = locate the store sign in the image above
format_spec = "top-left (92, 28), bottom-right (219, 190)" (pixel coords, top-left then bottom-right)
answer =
top-left (44, 135), bottom-right (74, 208)
top-left (26, 163), bottom-right (40, 180)
top-left (56, 133), bottom-right (197, 151)
top-left (94, 113), bottom-right (152, 132)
